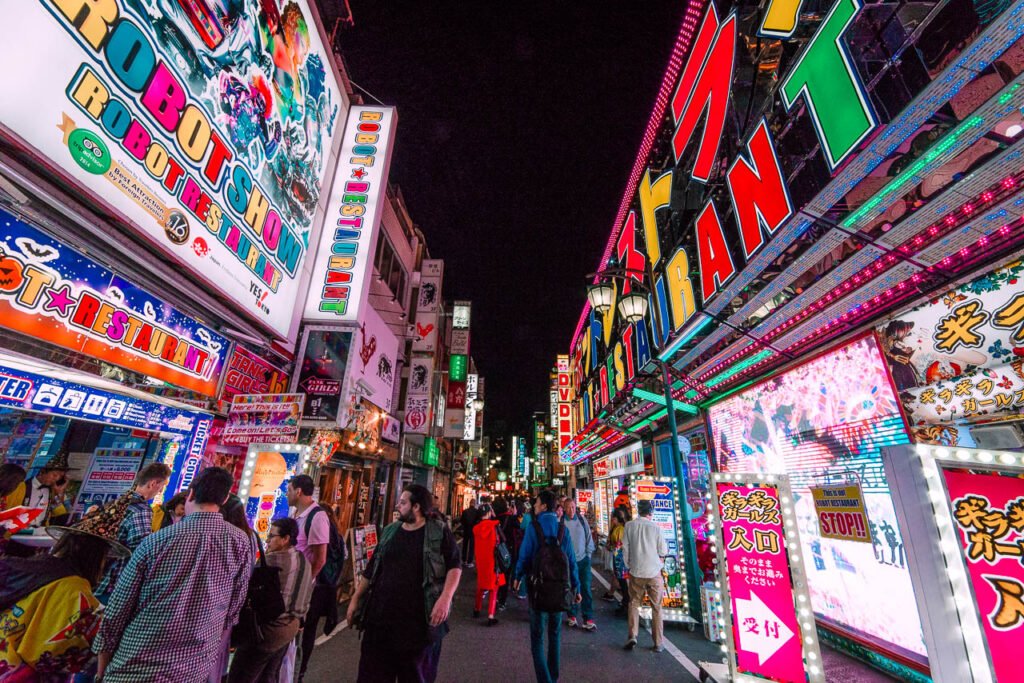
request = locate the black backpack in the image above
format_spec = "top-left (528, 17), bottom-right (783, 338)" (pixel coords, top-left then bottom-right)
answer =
top-left (528, 519), bottom-right (573, 613)
top-left (305, 506), bottom-right (346, 586)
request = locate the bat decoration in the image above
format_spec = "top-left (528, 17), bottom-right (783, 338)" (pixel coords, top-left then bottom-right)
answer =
top-left (15, 237), bottom-right (57, 262)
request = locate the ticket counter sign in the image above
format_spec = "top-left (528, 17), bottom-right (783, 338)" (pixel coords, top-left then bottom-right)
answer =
top-left (711, 476), bottom-right (823, 683)
top-left (810, 484), bottom-right (872, 543)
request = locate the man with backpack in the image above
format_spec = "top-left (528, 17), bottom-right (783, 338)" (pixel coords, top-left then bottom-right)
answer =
top-left (287, 475), bottom-right (345, 682)
top-left (513, 490), bottom-right (580, 683)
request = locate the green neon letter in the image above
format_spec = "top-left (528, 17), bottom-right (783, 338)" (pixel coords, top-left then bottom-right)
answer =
top-left (780, 0), bottom-right (876, 169)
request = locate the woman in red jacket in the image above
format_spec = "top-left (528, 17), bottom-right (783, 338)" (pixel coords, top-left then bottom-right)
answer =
top-left (472, 503), bottom-right (506, 625)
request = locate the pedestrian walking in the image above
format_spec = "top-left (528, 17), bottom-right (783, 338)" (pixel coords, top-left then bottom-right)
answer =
top-left (94, 462), bottom-right (171, 603)
top-left (459, 499), bottom-right (479, 567)
top-left (471, 503), bottom-right (506, 625)
top-left (622, 499), bottom-right (668, 652)
top-left (562, 496), bottom-right (596, 631)
top-left (0, 497), bottom-right (129, 678)
top-left (228, 517), bottom-right (314, 683)
top-left (287, 475), bottom-right (335, 683)
top-left (494, 498), bottom-right (516, 610)
top-left (513, 490), bottom-right (580, 683)
top-left (92, 466), bottom-right (253, 683)
top-left (609, 507), bottom-right (631, 615)
top-left (346, 484), bottom-right (462, 682)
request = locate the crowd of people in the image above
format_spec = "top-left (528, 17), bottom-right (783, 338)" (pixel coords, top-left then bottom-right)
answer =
top-left (1, 453), bottom-right (670, 683)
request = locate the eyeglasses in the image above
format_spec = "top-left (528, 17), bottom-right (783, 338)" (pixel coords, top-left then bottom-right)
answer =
top-left (267, 533), bottom-right (281, 539)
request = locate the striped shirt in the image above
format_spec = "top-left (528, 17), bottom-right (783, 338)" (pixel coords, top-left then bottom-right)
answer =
top-left (265, 546), bottom-right (314, 620)
top-left (93, 511), bottom-right (254, 683)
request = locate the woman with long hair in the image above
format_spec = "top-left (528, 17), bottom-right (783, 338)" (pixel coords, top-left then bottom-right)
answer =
top-left (472, 503), bottom-right (506, 625)
top-left (609, 507), bottom-right (631, 616)
top-left (1, 501), bottom-right (128, 678)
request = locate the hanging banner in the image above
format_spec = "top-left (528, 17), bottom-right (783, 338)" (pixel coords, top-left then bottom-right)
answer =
top-left (293, 328), bottom-right (353, 424)
top-left (305, 105), bottom-right (397, 322)
top-left (450, 329), bottom-right (470, 356)
top-left (220, 346), bottom-right (289, 404)
top-left (418, 259), bottom-right (444, 314)
top-left (0, 1), bottom-right (344, 337)
top-left (223, 394), bottom-right (304, 445)
top-left (557, 355), bottom-right (572, 449)
top-left (810, 484), bottom-right (872, 543)
top-left (351, 306), bottom-right (399, 412)
top-left (0, 211), bottom-right (228, 395)
top-left (713, 479), bottom-right (823, 683)
top-left (403, 396), bottom-right (431, 435)
top-left (412, 312), bottom-right (439, 353)
top-left (381, 414), bottom-right (401, 443)
top-left (943, 467), bottom-right (1024, 682)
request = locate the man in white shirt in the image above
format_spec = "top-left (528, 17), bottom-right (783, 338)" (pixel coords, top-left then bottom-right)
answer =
top-left (622, 499), bottom-right (668, 653)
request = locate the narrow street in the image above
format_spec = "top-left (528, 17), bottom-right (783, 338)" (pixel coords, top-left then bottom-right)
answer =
top-left (306, 565), bottom-right (721, 682)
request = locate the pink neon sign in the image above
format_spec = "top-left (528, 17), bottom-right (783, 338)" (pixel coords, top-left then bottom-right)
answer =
top-left (718, 483), bottom-right (806, 682)
top-left (943, 469), bottom-right (1024, 681)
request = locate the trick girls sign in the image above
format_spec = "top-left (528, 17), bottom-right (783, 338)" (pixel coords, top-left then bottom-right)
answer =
top-left (710, 473), bottom-right (824, 683)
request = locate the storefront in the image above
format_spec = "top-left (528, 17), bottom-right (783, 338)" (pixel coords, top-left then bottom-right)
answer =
top-left (591, 442), bottom-right (646, 538)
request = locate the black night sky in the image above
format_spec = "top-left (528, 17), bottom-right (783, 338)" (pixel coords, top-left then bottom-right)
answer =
top-left (339, 1), bottom-right (685, 438)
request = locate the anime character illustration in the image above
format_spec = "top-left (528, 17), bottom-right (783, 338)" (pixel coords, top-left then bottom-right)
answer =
top-left (879, 320), bottom-right (921, 391)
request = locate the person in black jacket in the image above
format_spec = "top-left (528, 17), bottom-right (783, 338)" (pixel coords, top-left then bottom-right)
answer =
top-left (459, 500), bottom-right (479, 568)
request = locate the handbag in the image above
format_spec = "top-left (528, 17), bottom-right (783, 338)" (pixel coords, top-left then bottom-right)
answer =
top-left (231, 536), bottom-right (285, 647)
top-left (493, 521), bottom-right (512, 574)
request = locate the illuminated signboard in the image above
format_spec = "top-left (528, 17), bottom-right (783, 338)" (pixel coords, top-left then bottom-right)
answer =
top-left (221, 346), bottom-right (289, 404)
top-left (449, 354), bottom-right (468, 382)
top-left (238, 443), bottom-right (310, 542)
top-left (568, 0), bottom-right (1024, 428)
top-left (0, 209), bottom-right (229, 396)
top-left (463, 373), bottom-right (478, 441)
top-left (533, 419), bottom-right (547, 481)
top-left (305, 106), bottom-right (397, 322)
top-left (710, 474), bottom-right (824, 683)
top-left (0, 0), bottom-right (344, 337)
top-left (423, 437), bottom-right (439, 466)
top-left (556, 355), bottom-right (572, 449)
top-left (293, 328), bottom-right (353, 425)
top-left (350, 305), bottom-right (400, 413)
top-left (453, 301), bottom-right (472, 329)
top-left (223, 394), bottom-right (304, 446)
top-left (886, 444), bottom-right (1024, 682)
top-left (707, 336), bottom-right (925, 661)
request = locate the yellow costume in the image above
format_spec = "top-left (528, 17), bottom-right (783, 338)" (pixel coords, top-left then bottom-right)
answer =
top-left (0, 574), bottom-right (100, 679)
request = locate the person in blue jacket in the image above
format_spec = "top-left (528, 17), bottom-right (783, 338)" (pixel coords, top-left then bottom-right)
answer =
top-left (513, 490), bottom-right (580, 683)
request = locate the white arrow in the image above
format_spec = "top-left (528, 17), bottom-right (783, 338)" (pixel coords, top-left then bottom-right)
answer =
top-left (734, 590), bottom-right (795, 665)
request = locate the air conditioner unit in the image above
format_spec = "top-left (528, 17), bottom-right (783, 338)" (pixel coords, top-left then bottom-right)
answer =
top-left (970, 423), bottom-right (1024, 450)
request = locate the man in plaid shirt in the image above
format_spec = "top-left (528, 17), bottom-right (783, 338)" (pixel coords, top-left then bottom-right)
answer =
top-left (94, 467), bottom-right (253, 683)
top-left (94, 463), bottom-right (171, 603)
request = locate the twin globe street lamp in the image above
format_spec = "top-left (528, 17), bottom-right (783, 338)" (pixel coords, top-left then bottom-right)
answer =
top-left (585, 268), bottom-right (649, 324)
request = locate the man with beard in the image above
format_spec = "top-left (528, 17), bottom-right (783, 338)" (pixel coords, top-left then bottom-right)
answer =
top-left (346, 485), bottom-right (462, 682)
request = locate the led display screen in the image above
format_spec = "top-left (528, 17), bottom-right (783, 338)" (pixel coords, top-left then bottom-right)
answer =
top-left (707, 335), bottom-right (925, 661)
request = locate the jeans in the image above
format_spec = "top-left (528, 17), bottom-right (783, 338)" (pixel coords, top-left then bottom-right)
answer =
top-left (569, 557), bottom-right (593, 621)
top-left (528, 608), bottom-right (562, 683)
top-left (357, 626), bottom-right (444, 682)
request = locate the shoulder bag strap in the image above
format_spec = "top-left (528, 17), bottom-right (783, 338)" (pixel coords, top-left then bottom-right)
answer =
top-left (303, 505), bottom-right (321, 539)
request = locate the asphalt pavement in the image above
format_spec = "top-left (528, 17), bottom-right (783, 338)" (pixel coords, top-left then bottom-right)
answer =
top-left (303, 564), bottom-right (720, 682)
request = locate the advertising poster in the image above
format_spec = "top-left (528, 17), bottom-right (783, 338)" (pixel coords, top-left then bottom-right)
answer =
top-left (242, 444), bottom-right (306, 542)
top-left (351, 524), bottom-right (379, 577)
top-left (73, 448), bottom-right (144, 515)
top-left (0, 210), bottom-right (229, 395)
top-left (717, 484), bottom-right (805, 682)
top-left (223, 394), bottom-right (303, 445)
top-left (810, 484), bottom-right (872, 544)
top-left (403, 396), bottom-right (430, 435)
top-left (220, 346), bottom-right (289, 404)
top-left (878, 261), bottom-right (1024, 423)
top-left (634, 479), bottom-right (685, 609)
top-left (707, 336), bottom-right (925, 661)
top-left (305, 106), bottom-right (396, 322)
top-left (294, 329), bottom-right (353, 424)
top-left (417, 260), bottom-right (444, 314)
top-left (412, 312), bottom-right (439, 353)
top-left (351, 306), bottom-right (399, 413)
top-left (942, 468), bottom-right (1024, 682)
top-left (0, 1), bottom-right (344, 337)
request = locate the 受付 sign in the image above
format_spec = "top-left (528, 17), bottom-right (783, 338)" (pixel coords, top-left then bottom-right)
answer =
top-left (711, 475), bottom-right (824, 683)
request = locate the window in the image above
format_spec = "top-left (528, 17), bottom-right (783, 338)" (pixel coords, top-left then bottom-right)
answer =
top-left (374, 234), bottom-right (407, 302)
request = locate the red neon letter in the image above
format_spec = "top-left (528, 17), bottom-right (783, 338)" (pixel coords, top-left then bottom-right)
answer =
top-left (695, 202), bottom-right (735, 302)
top-left (670, 8), bottom-right (736, 182)
top-left (616, 211), bottom-right (647, 294)
top-left (726, 120), bottom-right (793, 259)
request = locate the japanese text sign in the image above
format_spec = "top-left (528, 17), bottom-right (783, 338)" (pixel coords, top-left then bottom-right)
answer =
top-left (714, 480), bottom-right (821, 683)
top-left (810, 484), bottom-right (872, 543)
top-left (943, 468), bottom-right (1024, 682)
